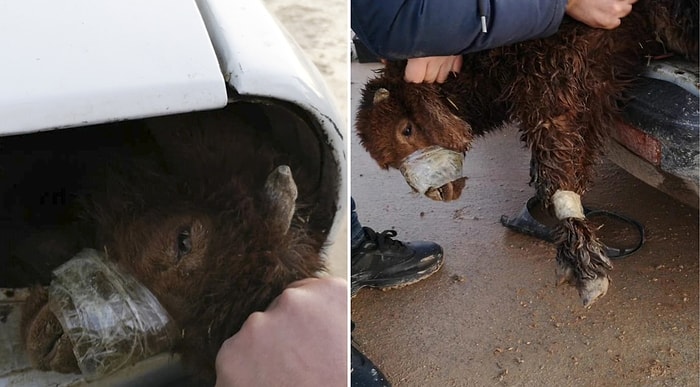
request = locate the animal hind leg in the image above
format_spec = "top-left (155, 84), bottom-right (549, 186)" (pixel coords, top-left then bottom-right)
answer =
top-left (524, 115), bottom-right (612, 307)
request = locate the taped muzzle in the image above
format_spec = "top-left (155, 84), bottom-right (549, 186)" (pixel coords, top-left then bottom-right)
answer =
top-left (399, 146), bottom-right (467, 201)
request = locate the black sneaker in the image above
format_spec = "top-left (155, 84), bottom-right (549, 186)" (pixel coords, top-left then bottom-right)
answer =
top-left (351, 227), bottom-right (444, 296)
top-left (351, 343), bottom-right (391, 387)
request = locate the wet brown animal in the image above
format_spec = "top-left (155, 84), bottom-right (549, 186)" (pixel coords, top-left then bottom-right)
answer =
top-left (14, 104), bottom-right (332, 381)
top-left (356, 0), bottom-right (698, 306)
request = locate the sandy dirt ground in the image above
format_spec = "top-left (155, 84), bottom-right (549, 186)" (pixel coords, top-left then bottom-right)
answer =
top-left (351, 62), bottom-right (699, 387)
top-left (262, 0), bottom-right (348, 279)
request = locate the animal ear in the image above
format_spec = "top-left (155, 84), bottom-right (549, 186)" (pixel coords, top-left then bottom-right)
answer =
top-left (373, 88), bottom-right (390, 104)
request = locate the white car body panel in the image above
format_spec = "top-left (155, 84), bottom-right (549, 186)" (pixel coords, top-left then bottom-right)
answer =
top-left (0, 0), bottom-right (228, 135)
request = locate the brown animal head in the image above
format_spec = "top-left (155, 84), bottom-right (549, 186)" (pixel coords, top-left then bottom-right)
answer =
top-left (355, 63), bottom-right (472, 200)
top-left (19, 106), bottom-right (332, 382)
top-left (84, 111), bottom-right (327, 379)
top-left (96, 168), bottom-right (321, 377)
top-left (356, 63), bottom-right (474, 169)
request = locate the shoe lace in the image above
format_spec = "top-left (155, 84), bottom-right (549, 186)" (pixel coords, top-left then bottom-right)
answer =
top-left (362, 227), bottom-right (404, 251)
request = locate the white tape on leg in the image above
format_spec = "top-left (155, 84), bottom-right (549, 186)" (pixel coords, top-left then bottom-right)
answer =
top-left (551, 190), bottom-right (585, 220)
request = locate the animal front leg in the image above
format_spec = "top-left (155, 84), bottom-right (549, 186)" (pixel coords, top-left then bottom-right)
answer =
top-left (525, 117), bottom-right (612, 307)
top-left (550, 191), bottom-right (612, 306)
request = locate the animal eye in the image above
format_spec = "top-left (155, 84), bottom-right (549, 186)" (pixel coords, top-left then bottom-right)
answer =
top-left (402, 125), bottom-right (412, 136)
top-left (176, 228), bottom-right (192, 259)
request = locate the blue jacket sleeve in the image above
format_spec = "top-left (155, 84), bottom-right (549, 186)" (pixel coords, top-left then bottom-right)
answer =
top-left (351, 0), bottom-right (568, 60)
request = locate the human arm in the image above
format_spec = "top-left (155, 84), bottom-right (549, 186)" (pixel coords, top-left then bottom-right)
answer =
top-left (351, 0), bottom-right (568, 60)
top-left (214, 277), bottom-right (348, 387)
top-left (352, 0), bottom-right (637, 83)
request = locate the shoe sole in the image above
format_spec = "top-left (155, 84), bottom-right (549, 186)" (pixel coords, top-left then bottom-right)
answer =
top-left (351, 255), bottom-right (445, 297)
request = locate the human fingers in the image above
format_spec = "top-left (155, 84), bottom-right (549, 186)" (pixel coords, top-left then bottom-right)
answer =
top-left (405, 57), bottom-right (429, 83)
top-left (566, 0), bottom-right (636, 29)
top-left (451, 55), bottom-right (463, 74)
top-left (609, 0), bottom-right (634, 21)
top-left (436, 56), bottom-right (462, 83)
top-left (406, 56), bottom-right (462, 83)
top-left (267, 276), bottom-right (347, 311)
top-left (600, 16), bottom-right (622, 30)
top-left (423, 61), bottom-right (440, 83)
top-left (599, 0), bottom-right (632, 29)
top-left (215, 312), bottom-right (266, 386)
top-left (436, 63), bottom-right (450, 83)
top-left (282, 277), bottom-right (346, 295)
top-left (406, 57), bottom-right (450, 83)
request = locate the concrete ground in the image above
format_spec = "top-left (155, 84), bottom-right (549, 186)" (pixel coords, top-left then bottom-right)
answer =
top-left (350, 61), bottom-right (699, 386)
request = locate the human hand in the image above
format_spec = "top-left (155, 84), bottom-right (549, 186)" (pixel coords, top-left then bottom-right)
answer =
top-left (404, 55), bottom-right (462, 83)
top-left (214, 277), bottom-right (348, 387)
top-left (566, 0), bottom-right (637, 29)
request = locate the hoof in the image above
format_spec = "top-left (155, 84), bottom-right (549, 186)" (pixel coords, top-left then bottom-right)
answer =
top-left (578, 275), bottom-right (610, 307)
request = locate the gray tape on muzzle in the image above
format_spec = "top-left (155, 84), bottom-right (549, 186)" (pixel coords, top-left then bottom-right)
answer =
top-left (399, 146), bottom-right (465, 195)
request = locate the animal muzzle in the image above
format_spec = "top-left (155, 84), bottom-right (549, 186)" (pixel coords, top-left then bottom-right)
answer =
top-left (47, 248), bottom-right (178, 379)
top-left (399, 146), bottom-right (467, 202)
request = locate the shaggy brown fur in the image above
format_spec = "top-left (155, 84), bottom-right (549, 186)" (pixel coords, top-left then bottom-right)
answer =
top-left (12, 103), bottom-right (330, 381)
top-left (355, 0), bottom-right (698, 306)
